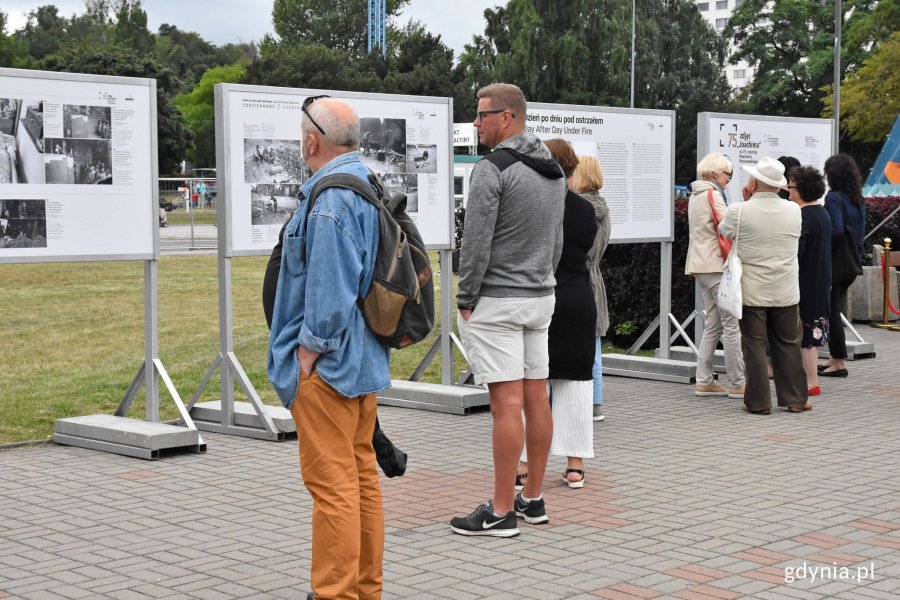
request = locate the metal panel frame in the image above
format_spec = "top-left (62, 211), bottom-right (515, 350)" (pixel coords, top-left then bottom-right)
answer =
top-left (197, 84), bottom-right (455, 435)
top-left (0, 67), bottom-right (156, 264)
top-left (0, 68), bottom-right (202, 456)
top-left (217, 83), bottom-right (454, 256)
top-left (693, 111), bottom-right (840, 347)
top-left (526, 101), bottom-right (677, 244)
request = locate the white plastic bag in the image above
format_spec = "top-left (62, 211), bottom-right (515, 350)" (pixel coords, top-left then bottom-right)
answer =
top-left (717, 204), bottom-right (743, 319)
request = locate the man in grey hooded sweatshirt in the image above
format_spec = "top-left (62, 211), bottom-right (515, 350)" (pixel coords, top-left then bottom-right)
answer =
top-left (450, 83), bottom-right (566, 538)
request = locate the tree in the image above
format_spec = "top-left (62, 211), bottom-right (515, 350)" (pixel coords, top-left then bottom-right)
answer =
top-left (112, 0), bottom-right (154, 54)
top-left (270, 0), bottom-right (410, 58)
top-left (0, 10), bottom-right (28, 67)
top-left (724, 0), bottom-right (874, 118)
top-left (383, 22), bottom-right (458, 98)
top-left (455, 0), bottom-right (731, 178)
top-left (15, 5), bottom-right (70, 61)
top-left (823, 31), bottom-right (900, 143)
top-left (174, 63), bottom-right (246, 166)
top-left (41, 49), bottom-right (193, 175)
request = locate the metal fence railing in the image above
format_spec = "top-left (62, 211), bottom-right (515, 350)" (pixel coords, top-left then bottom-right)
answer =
top-left (159, 177), bottom-right (218, 251)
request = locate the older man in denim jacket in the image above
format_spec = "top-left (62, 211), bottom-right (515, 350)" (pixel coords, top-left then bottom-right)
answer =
top-left (268, 96), bottom-right (390, 600)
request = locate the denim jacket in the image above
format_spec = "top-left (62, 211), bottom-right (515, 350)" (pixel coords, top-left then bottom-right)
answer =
top-left (267, 152), bottom-right (390, 407)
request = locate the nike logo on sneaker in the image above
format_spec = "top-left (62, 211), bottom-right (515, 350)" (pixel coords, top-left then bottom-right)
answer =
top-left (481, 517), bottom-right (507, 529)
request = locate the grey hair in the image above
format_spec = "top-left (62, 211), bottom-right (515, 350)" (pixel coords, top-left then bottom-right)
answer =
top-left (302, 100), bottom-right (360, 149)
top-left (696, 152), bottom-right (732, 180)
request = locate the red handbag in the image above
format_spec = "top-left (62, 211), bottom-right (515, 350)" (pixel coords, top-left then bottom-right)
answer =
top-left (707, 189), bottom-right (733, 259)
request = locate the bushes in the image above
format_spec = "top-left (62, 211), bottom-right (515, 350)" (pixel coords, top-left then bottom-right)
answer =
top-left (864, 196), bottom-right (900, 260)
top-left (602, 195), bottom-right (900, 349)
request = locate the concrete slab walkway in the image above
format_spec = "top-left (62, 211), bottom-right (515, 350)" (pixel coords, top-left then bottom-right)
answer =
top-left (1, 327), bottom-right (899, 599)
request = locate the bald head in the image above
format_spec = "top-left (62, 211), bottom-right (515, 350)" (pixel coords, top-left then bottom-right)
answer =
top-left (302, 97), bottom-right (360, 173)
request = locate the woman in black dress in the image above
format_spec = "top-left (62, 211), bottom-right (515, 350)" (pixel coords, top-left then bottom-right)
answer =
top-left (518, 139), bottom-right (598, 488)
top-left (820, 154), bottom-right (866, 377)
top-left (788, 166), bottom-right (831, 396)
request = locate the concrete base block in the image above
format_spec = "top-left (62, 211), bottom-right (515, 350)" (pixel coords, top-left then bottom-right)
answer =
top-left (847, 265), bottom-right (899, 322)
top-left (378, 380), bottom-right (489, 415)
top-left (54, 415), bottom-right (204, 460)
top-left (602, 354), bottom-right (695, 383)
top-left (190, 401), bottom-right (295, 434)
top-left (818, 340), bottom-right (876, 360)
top-left (664, 346), bottom-right (726, 373)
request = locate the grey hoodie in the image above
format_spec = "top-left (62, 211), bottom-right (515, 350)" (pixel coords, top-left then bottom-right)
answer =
top-left (457, 132), bottom-right (566, 310)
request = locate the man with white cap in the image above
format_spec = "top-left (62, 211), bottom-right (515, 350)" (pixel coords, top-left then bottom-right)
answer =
top-left (719, 156), bottom-right (808, 414)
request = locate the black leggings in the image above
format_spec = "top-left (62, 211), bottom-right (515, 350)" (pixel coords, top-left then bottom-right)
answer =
top-left (827, 279), bottom-right (854, 359)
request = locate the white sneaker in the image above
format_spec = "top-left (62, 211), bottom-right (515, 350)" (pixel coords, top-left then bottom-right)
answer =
top-left (695, 382), bottom-right (728, 397)
top-left (592, 405), bottom-right (605, 421)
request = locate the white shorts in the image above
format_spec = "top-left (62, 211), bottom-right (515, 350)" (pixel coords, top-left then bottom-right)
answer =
top-left (457, 295), bottom-right (555, 385)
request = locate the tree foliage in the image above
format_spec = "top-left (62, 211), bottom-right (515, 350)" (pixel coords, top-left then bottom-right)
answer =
top-left (174, 63), bottom-right (246, 166)
top-left (270, 0), bottom-right (410, 58)
top-left (455, 0), bottom-right (731, 179)
top-left (824, 31), bottom-right (900, 143)
top-left (724, 0), bottom-right (877, 118)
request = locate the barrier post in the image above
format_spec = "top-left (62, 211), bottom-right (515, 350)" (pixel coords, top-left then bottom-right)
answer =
top-left (871, 238), bottom-right (900, 331)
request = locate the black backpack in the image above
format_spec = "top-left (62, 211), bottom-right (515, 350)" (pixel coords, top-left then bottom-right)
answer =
top-left (305, 171), bottom-right (434, 349)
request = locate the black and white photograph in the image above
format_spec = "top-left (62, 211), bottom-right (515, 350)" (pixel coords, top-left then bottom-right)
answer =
top-left (63, 105), bottom-right (112, 140)
top-left (405, 143), bottom-right (437, 173)
top-left (359, 118), bottom-right (407, 175)
top-left (43, 138), bottom-right (113, 185)
top-left (0, 98), bottom-right (20, 137)
top-left (244, 138), bottom-right (306, 184)
top-left (381, 173), bottom-right (419, 214)
top-left (250, 182), bottom-right (301, 226)
top-left (0, 199), bottom-right (47, 249)
top-left (0, 98), bottom-right (46, 184)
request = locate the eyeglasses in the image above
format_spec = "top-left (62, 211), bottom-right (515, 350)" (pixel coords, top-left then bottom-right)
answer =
top-left (787, 185), bottom-right (797, 189)
top-left (721, 171), bottom-right (733, 180)
top-left (475, 108), bottom-right (513, 122)
top-left (302, 95), bottom-right (330, 136)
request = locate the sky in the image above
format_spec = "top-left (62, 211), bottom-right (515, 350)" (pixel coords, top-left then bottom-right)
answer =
top-left (2, 0), bottom-right (504, 58)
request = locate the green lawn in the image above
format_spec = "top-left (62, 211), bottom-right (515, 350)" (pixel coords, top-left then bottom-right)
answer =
top-left (0, 254), bottom-right (467, 444)
top-left (0, 253), bottom-right (642, 444)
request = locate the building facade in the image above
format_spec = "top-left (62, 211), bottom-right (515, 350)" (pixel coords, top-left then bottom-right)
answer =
top-left (695, 0), bottom-right (753, 91)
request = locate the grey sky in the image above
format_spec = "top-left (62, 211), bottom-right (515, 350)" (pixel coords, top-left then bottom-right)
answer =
top-left (2, 0), bottom-right (505, 58)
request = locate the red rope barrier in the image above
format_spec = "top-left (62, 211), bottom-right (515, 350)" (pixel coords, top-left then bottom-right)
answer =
top-left (881, 255), bottom-right (900, 315)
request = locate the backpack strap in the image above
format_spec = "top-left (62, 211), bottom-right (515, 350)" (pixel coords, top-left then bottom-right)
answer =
top-left (482, 148), bottom-right (523, 172)
top-left (307, 172), bottom-right (381, 216)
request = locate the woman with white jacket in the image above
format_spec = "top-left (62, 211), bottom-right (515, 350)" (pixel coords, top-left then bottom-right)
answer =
top-left (685, 153), bottom-right (745, 399)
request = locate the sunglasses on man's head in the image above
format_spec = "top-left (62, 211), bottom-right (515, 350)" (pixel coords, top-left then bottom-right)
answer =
top-left (302, 95), bottom-right (330, 136)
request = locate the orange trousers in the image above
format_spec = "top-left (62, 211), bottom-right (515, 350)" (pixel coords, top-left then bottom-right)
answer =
top-left (291, 371), bottom-right (384, 600)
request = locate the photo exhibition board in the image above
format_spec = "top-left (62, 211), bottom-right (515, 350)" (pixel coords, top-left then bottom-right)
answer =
top-left (217, 85), bottom-right (453, 255)
top-left (526, 102), bottom-right (675, 243)
top-left (698, 113), bottom-right (834, 204)
top-left (0, 68), bottom-right (155, 263)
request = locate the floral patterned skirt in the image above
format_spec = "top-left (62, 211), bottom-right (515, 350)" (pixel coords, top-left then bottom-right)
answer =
top-left (801, 316), bottom-right (829, 348)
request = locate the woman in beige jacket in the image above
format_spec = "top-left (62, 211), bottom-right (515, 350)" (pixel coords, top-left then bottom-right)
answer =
top-left (685, 153), bottom-right (745, 398)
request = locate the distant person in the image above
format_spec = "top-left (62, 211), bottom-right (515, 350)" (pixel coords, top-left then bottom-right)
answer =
top-left (719, 156), bottom-right (807, 414)
top-left (777, 156), bottom-right (801, 199)
top-left (686, 153), bottom-right (744, 400)
top-left (452, 83), bottom-right (565, 537)
top-left (788, 165), bottom-right (831, 396)
top-left (571, 155), bottom-right (611, 421)
top-left (820, 153), bottom-right (866, 378)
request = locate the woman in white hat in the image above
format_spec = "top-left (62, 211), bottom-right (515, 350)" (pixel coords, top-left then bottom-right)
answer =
top-left (718, 156), bottom-right (809, 415)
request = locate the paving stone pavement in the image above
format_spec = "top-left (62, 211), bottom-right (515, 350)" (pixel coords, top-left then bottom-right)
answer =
top-left (1, 326), bottom-right (899, 599)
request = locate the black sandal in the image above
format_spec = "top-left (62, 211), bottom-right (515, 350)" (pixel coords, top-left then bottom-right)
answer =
top-left (563, 468), bottom-right (585, 488)
top-left (515, 471), bottom-right (528, 491)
